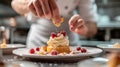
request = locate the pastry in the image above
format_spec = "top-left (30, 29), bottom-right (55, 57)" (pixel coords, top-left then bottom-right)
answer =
top-left (113, 43), bottom-right (120, 48)
top-left (107, 43), bottom-right (120, 67)
top-left (107, 53), bottom-right (120, 67)
top-left (52, 18), bottom-right (64, 27)
top-left (47, 31), bottom-right (70, 53)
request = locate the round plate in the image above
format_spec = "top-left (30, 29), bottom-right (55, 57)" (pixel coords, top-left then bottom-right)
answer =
top-left (97, 44), bottom-right (120, 52)
top-left (1, 44), bottom-right (25, 49)
top-left (0, 44), bottom-right (25, 54)
top-left (13, 46), bottom-right (102, 63)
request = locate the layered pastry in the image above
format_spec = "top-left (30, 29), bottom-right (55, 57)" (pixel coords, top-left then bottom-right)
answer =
top-left (29, 31), bottom-right (87, 55)
top-left (113, 43), bottom-right (120, 48)
top-left (107, 43), bottom-right (120, 67)
top-left (0, 39), bottom-right (7, 48)
top-left (0, 43), bottom-right (6, 48)
top-left (47, 31), bottom-right (70, 53)
top-left (0, 30), bottom-right (7, 48)
top-left (107, 53), bottom-right (120, 67)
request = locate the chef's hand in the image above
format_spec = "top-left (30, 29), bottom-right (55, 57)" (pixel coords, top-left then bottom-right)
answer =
top-left (29, 0), bottom-right (61, 23)
top-left (69, 15), bottom-right (88, 36)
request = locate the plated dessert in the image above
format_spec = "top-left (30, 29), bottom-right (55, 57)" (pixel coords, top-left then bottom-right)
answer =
top-left (113, 43), bottom-right (120, 48)
top-left (12, 18), bottom-right (102, 62)
top-left (0, 26), bottom-right (7, 48)
top-left (29, 31), bottom-right (87, 56)
top-left (107, 43), bottom-right (120, 67)
top-left (0, 43), bottom-right (6, 48)
top-left (0, 35), bottom-right (7, 48)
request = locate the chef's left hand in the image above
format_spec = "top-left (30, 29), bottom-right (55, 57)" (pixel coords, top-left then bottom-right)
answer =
top-left (69, 15), bottom-right (88, 36)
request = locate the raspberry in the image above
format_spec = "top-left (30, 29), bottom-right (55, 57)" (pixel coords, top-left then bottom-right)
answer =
top-left (81, 48), bottom-right (87, 53)
top-left (36, 47), bottom-right (40, 51)
top-left (29, 48), bottom-right (35, 54)
top-left (50, 50), bottom-right (58, 55)
top-left (60, 31), bottom-right (66, 36)
top-left (51, 32), bottom-right (57, 38)
top-left (76, 47), bottom-right (81, 51)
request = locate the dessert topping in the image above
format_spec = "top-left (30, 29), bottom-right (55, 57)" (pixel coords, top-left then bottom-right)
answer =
top-left (51, 32), bottom-right (57, 38)
top-left (81, 48), bottom-right (87, 53)
top-left (76, 47), bottom-right (81, 51)
top-left (29, 48), bottom-right (35, 54)
top-left (36, 47), bottom-right (40, 51)
top-left (50, 50), bottom-right (58, 55)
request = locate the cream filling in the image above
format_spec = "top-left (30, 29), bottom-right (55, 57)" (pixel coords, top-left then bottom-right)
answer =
top-left (47, 34), bottom-right (69, 47)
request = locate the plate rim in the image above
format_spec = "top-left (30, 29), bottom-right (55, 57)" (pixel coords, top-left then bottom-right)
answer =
top-left (12, 46), bottom-right (103, 59)
top-left (97, 44), bottom-right (120, 52)
top-left (0, 44), bottom-right (25, 49)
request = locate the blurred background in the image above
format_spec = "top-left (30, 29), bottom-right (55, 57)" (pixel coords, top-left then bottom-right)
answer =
top-left (0, 0), bottom-right (120, 45)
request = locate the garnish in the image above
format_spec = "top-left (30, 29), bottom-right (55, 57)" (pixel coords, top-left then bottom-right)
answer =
top-left (52, 17), bottom-right (64, 27)
top-left (29, 48), bottom-right (35, 54)
top-left (51, 32), bottom-right (57, 38)
top-left (50, 50), bottom-right (58, 55)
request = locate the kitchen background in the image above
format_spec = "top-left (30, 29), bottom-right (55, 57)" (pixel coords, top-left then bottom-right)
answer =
top-left (0, 0), bottom-right (120, 45)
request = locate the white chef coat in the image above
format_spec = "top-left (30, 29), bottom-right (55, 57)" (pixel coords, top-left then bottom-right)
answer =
top-left (26, 0), bottom-right (98, 48)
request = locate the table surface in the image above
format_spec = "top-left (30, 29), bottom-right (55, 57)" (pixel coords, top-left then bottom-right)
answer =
top-left (1, 55), bottom-right (81, 67)
top-left (1, 54), bottom-right (109, 67)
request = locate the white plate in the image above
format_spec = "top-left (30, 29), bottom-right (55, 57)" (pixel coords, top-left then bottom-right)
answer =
top-left (0, 44), bottom-right (25, 49)
top-left (13, 46), bottom-right (102, 62)
top-left (97, 44), bottom-right (120, 52)
top-left (0, 44), bottom-right (25, 54)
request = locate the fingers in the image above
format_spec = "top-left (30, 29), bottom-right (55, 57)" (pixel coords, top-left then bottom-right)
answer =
top-left (69, 15), bottom-right (84, 31)
top-left (40, 0), bottom-right (52, 19)
top-left (28, 1), bottom-right (37, 16)
top-left (28, 0), bottom-right (60, 22)
top-left (29, 0), bottom-right (51, 18)
top-left (69, 15), bottom-right (80, 26)
top-left (33, 0), bottom-right (44, 17)
top-left (48, 0), bottom-right (61, 23)
top-left (75, 25), bottom-right (88, 35)
top-left (69, 15), bottom-right (80, 31)
top-left (69, 15), bottom-right (88, 35)
top-left (77, 19), bottom-right (84, 28)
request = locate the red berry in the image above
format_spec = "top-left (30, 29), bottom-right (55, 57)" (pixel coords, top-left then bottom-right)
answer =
top-left (51, 32), bottom-right (57, 38)
top-left (81, 48), bottom-right (87, 53)
top-left (29, 48), bottom-right (35, 54)
top-left (36, 47), bottom-right (40, 51)
top-left (61, 31), bottom-right (66, 36)
top-left (50, 50), bottom-right (58, 55)
top-left (76, 47), bottom-right (81, 51)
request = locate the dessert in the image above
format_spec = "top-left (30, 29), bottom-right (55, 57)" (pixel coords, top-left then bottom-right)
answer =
top-left (0, 36), bottom-right (7, 48)
top-left (0, 26), bottom-right (7, 48)
top-left (107, 53), bottom-right (120, 67)
top-left (29, 31), bottom-right (87, 56)
top-left (0, 43), bottom-right (6, 48)
top-left (29, 46), bottom-right (87, 56)
top-left (47, 31), bottom-right (70, 53)
top-left (107, 43), bottom-right (120, 67)
top-left (113, 43), bottom-right (120, 48)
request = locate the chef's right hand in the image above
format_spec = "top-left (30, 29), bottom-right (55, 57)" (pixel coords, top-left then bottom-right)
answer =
top-left (29, 0), bottom-right (61, 23)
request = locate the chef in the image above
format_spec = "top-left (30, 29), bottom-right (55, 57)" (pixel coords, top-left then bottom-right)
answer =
top-left (11, 0), bottom-right (98, 48)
